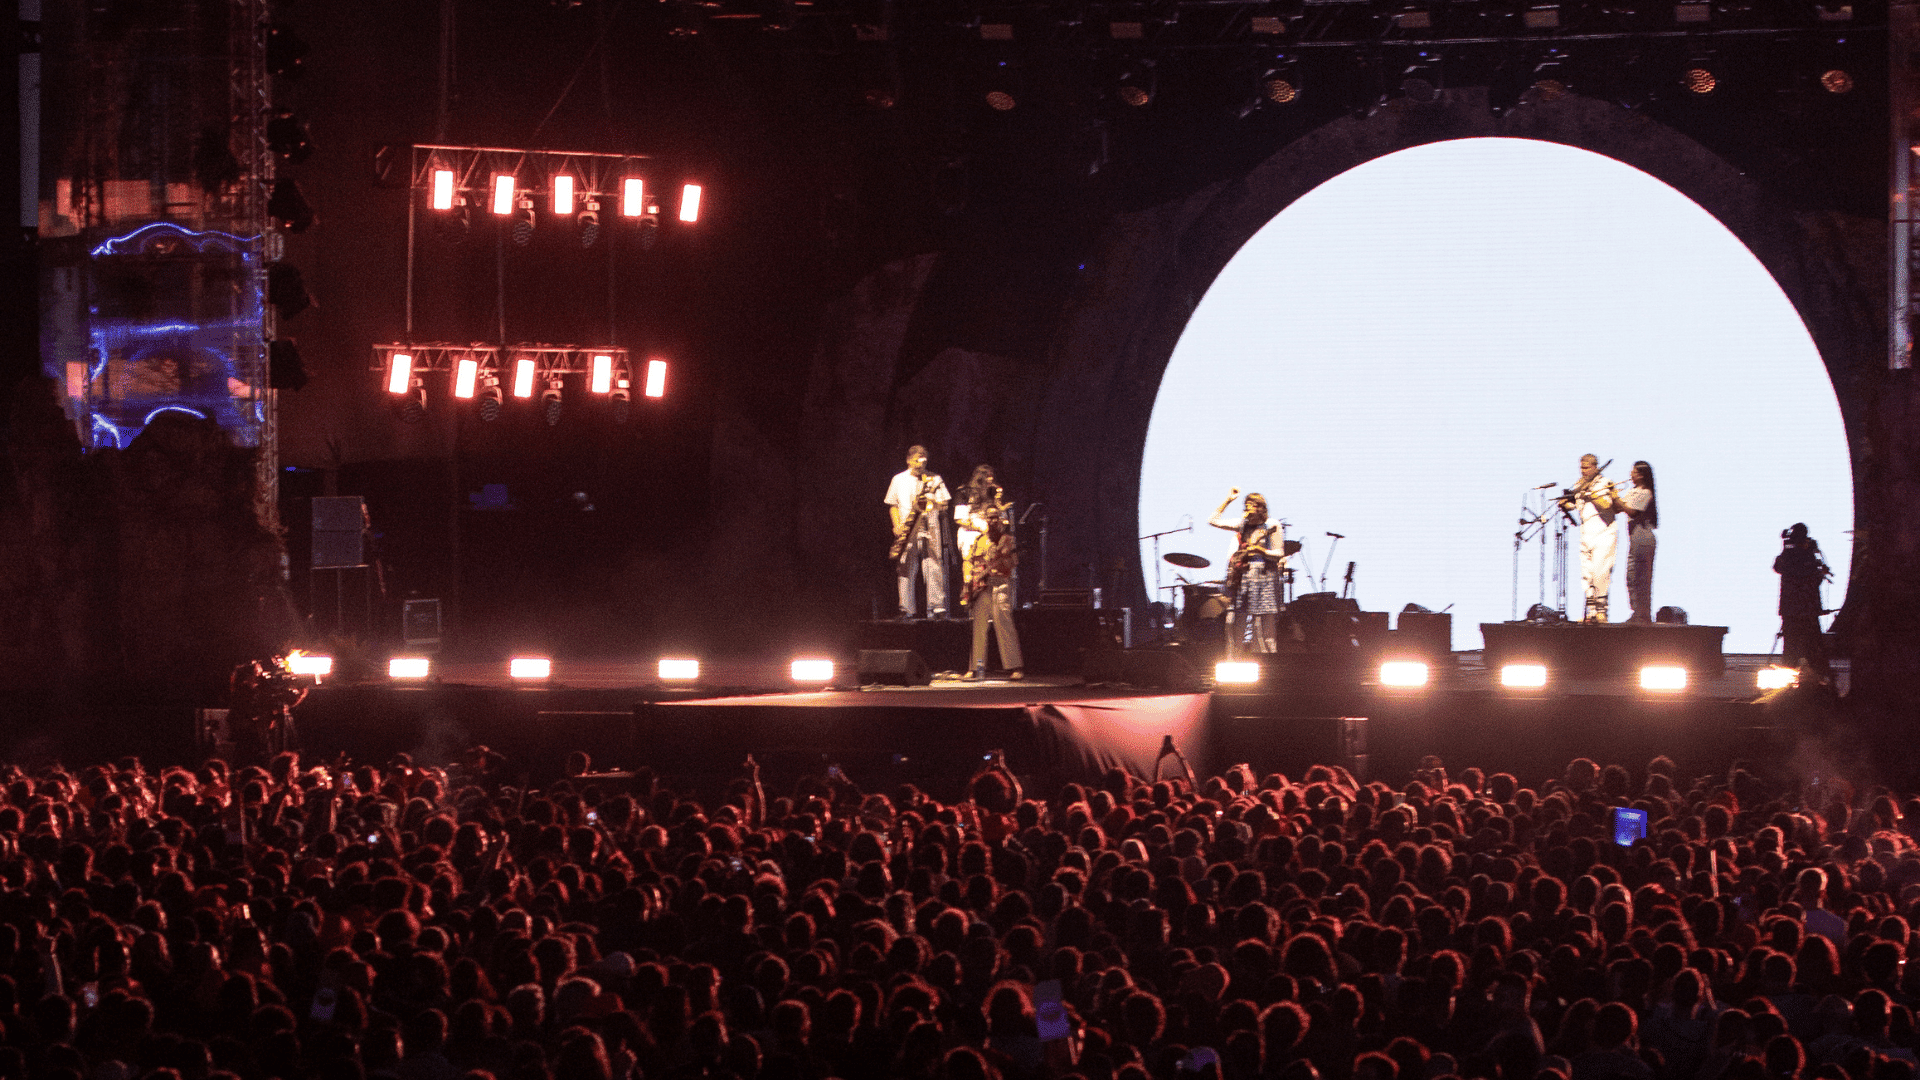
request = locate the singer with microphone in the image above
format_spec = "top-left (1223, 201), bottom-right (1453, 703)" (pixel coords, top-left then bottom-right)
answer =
top-left (1210, 488), bottom-right (1284, 655)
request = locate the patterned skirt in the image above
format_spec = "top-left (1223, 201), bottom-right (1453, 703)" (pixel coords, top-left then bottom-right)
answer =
top-left (1239, 564), bottom-right (1279, 615)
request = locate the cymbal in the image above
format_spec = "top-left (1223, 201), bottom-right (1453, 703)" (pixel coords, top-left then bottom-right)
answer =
top-left (1283, 539), bottom-right (1303, 556)
top-left (1164, 552), bottom-right (1210, 569)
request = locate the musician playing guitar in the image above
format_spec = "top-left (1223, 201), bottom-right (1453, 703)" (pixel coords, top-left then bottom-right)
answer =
top-left (1209, 488), bottom-right (1284, 656)
top-left (886, 445), bottom-right (951, 619)
top-left (964, 510), bottom-right (1024, 680)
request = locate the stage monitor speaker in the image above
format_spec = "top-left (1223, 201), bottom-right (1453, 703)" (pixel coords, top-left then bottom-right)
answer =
top-left (857, 649), bottom-right (932, 686)
top-left (1085, 648), bottom-right (1200, 692)
top-left (312, 496), bottom-right (366, 568)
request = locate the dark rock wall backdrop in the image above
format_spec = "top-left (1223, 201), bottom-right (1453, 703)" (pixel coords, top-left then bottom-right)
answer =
top-left (774, 94), bottom-right (1916, 689)
top-left (0, 380), bottom-right (299, 697)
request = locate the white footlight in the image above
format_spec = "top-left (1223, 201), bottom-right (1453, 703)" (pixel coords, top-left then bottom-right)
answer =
top-left (388, 657), bottom-right (430, 679)
top-left (1379, 661), bottom-right (1429, 687)
top-left (1214, 661), bottom-right (1261, 685)
top-left (510, 657), bottom-right (551, 680)
top-left (791, 658), bottom-right (835, 683)
top-left (1756, 666), bottom-right (1798, 690)
top-left (1640, 665), bottom-right (1687, 691)
top-left (287, 652), bottom-right (333, 677)
top-left (658, 658), bottom-right (700, 682)
top-left (1501, 664), bottom-right (1548, 688)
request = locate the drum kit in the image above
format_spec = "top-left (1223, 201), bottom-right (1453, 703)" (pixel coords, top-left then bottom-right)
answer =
top-left (1159, 542), bottom-right (1304, 644)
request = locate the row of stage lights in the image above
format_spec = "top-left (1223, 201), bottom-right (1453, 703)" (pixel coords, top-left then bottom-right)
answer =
top-left (429, 170), bottom-right (702, 231)
top-left (281, 653), bottom-right (1800, 692)
top-left (384, 351), bottom-right (666, 424)
top-left (1215, 659), bottom-right (1800, 691)
top-left (286, 654), bottom-right (839, 685)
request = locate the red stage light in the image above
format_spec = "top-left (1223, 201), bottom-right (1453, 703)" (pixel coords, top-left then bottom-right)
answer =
top-left (491, 175), bottom-right (515, 215)
top-left (622, 178), bottom-right (645, 217)
top-left (591, 354), bottom-right (613, 394)
top-left (645, 359), bottom-right (667, 398)
top-left (387, 353), bottom-right (413, 394)
top-left (512, 357), bottom-right (537, 398)
top-left (679, 184), bottom-right (702, 223)
top-left (454, 357), bottom-right (478, 399)
top-left (553, 174), bottom-right (575, 215)
top-left (431, 169), bottom-right (455, 210)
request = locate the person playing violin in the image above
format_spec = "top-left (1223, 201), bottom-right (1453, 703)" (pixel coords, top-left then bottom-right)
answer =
top-left (1209, 488), bottom-right (1284, 655)
top-left (1568, 453), bottom-right (1621, 623)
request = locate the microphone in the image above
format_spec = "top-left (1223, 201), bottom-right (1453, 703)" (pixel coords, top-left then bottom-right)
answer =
top-left (1326, 531), bottom-right (1345, 539)
top-left (1535, 481), bottom-right (1558, 489)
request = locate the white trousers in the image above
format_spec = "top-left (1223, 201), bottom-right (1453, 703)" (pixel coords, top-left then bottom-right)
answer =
top-left (897, 526), bottom-right (946, 617)
top-left (1580, 516), bottom-right (1617, 617)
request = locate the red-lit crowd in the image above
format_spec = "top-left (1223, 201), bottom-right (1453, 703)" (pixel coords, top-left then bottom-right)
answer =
top-left (0, 748), bottom-right (1915, 1080)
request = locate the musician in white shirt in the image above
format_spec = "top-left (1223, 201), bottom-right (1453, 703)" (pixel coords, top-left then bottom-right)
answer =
top-left (886, 446), bottom-right (951, 618)
top-left (1570, 453), bottom-right (1621, 623)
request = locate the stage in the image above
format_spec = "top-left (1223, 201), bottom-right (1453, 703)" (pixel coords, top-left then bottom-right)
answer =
top-left (289, 639), bottom-right (1826, 796)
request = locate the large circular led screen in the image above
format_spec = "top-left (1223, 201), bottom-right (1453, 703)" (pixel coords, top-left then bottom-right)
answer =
top-left (1139, 137), bottom-right (1850, 654)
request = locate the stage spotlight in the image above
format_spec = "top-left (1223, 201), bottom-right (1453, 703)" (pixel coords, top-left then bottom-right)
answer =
top-left (1116, 61), bottom-right (1156, 107)
top-left (1682, 62), bottom-right (1716, 94)
top-left (1500, 664), bottom-right (1548, 687)
top-left (453, 356), bottom-right (478, 399)
top-left (1530, 52), bottom-right (1570, 101)
top-left (552, 174), bottom-right (575, 215)
top-left (590, 354), bottom-right (613, 394)
top-left (1640, 665), bottom-right (1687, 690)
top-left (268, 179), bottom-right (317, 233)
top-left (679, 184), bottom-right (702, 223)
top-left (791, 658), bottom-right (835, 683)
top-left (659, 658), bottom-right (700, 681)
top-left (431, 169), bottom-right (456, 210)
top-left (478, 375), bottom-right (503, 421)
top-left (1820, 69), bottom-right (1853, 94)
top-left (542, 379), bottom-right (563, 426)
top-left (1262, 62), bottom-right (1300, 104)
top-left (1215, 661), bottom-right (1261, 684)
top-left (509, 657), bottom-right (551, 680)
top-left (266, 112), bottom-right (314, 164)
top-left (1757, 665), bottom-right (1798, 690)
top-left (287, 652), bottom-right (333, 677)
top-left (389, 657), bottom-right (430, 679)
top-left (491, 175), bottom-right (515, 215)
top-left (644, 359), bottom-right (667, 398)
top-left (580, 203), bottom-right (600, 248)
top-left (621, 178), bottom-right (645, 216)
top-left (513, 356), bottom-right (537, 398)
top-left (1380, 661), bottom-right (1429, 687)
top-left (986, 89), bottom-right (1017, 111)
top-left (512, 198), bottom-right (535, 245)
top-left (400, 381), bottom-right (427, 423)
top-left (1400, 54), bottom-right (1442, 104)
top-left (268, 261), bottom-right (314, 318)
top-left (387, 353), bottom-right (413, 394)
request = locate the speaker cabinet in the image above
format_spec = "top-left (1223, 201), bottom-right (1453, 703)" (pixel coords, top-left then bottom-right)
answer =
top-left (857, 649), bottom-right (932, 686)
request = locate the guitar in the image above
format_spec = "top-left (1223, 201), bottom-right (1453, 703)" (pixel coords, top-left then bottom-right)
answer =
top-left (889, 476), bottom-right (938, 568)
top-left (1225, 526), bottom-right (1274, 593)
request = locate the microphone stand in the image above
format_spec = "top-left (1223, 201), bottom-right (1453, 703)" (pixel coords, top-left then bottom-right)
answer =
top-left (1139, 520), bottom-right (1193, 625)
top-left (1019, 502), bottom-right (1047, 600)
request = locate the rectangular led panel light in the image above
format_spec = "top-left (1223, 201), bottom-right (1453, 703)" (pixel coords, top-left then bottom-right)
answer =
top-left (1214, 661), bottom-right (1260, 684)
top-left (389, 657), bottom-right (430, 679)
top-left (510, 657), bottom-right (551, 679)
top-left (1379, 661), bottom-right (1429, 687)
top-left (1500, 664), bottom-right (1548, 687)
top-left (791, 658), bottom-right (835, 682)
top-left (658, 658), bottom-right (700, 681)
top-left (1640, 665), bottom-right (1687, 690)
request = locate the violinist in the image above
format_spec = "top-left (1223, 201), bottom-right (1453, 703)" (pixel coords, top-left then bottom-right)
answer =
top-left (1564, 454), bottom-right (1621, 623)
top-left (1209, 488), bottom-right (1283, 655)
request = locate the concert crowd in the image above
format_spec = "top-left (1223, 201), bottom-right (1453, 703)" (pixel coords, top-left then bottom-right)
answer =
top-left (0, 749), bottom-right (1916, 1080)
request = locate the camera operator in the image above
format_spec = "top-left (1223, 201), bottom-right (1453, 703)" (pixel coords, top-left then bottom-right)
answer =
top-left (1774, 522), bottom-right (1833, 680)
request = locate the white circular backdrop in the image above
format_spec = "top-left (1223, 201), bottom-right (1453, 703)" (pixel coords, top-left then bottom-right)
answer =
top-left (1139, 137), bottom-right (1851, 654)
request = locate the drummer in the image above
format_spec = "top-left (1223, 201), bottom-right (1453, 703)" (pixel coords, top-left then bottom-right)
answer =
top-left (1209, 488), bottom-right (1285, 655)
